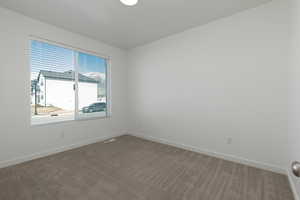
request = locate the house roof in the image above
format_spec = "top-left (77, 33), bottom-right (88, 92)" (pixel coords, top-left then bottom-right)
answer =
top-left (39, 70), bottom-right (98, 83)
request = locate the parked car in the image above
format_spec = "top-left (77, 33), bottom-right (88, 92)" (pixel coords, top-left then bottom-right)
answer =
top-left (82, 102), bottom-right (106, 113)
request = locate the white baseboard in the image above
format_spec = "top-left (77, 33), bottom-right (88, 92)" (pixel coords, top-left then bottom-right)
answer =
top-left (287, 169), bottom-right (300, 200)
top-left (0, 133), bottom-right (123, 169)
top-left (128, 132), bottom-right (286, 175)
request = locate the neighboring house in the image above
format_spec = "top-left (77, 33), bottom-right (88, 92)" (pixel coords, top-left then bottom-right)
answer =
top-left (34, 70), bottom-right (99, 110)
top-left (31, 80), bottom-right (37, 105)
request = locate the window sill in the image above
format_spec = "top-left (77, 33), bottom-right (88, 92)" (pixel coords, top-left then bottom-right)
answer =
top-left (31, 112), bottom-right (110, 127)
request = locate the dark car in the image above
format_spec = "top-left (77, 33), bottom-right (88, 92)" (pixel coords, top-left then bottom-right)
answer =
top-left (82, 102), bottom-right (106, 113)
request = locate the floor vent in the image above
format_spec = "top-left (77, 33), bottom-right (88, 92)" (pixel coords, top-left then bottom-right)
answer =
top-left (103, 138), bottom-right (116, 144)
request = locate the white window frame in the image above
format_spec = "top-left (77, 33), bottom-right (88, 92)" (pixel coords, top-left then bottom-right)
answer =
top-left (29, 36), bottom-right (112, 126)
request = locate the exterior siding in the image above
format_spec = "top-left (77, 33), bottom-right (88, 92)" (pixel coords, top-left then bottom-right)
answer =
top-left (78, 82), bottom-right (99, 109)
top-left (44, 78), bottom-right (98, 110)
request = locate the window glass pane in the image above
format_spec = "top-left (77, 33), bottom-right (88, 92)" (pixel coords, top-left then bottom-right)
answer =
top-left (77, 52), bottom-right (107, 117)
top-left (31, 40), bottom-right (75, 124)
top-left (30, 39), bottom-right (110, 125)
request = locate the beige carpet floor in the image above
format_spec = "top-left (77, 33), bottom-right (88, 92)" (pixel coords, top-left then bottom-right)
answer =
top-left (0, 135), bottom-right (294, 200)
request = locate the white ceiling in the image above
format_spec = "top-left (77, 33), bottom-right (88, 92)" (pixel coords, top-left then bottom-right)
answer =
top-left (0, 0), bottom-right (270, 49)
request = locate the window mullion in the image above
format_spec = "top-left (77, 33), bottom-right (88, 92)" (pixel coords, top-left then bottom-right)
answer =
top-left (74, 51), bottom-right (79, 120)
top-left (106, 59), bottom-right (111, 117)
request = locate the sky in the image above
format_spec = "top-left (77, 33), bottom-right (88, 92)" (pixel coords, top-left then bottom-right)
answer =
top-left (31, 40), bottom-right (106, 79)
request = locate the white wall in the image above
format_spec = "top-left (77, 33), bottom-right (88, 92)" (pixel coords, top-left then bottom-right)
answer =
top-left (128, 0), bottom-right (290, 173)
top-left (0, 7), bottom-right (128, 167)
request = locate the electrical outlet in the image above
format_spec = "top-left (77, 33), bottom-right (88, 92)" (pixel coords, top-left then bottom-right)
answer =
top-left (61, 131), bottom-right (65, 139)
top-left (226, 137), bottom-right (232, 144)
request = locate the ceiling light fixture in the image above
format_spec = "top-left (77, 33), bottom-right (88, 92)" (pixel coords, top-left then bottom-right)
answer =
top-left (120, 0), bottom-right (138, 6)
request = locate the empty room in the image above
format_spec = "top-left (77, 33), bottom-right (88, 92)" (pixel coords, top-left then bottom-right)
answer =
top-left (0, 0), bottom-right (300, 199)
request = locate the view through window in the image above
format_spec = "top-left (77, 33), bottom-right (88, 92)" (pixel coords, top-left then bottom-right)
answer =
top-left (30, 40), bottom-right (109, 125)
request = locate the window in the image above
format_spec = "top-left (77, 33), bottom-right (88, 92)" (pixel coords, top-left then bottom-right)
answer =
top-left (30, 39), bottom-right (110, 125)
